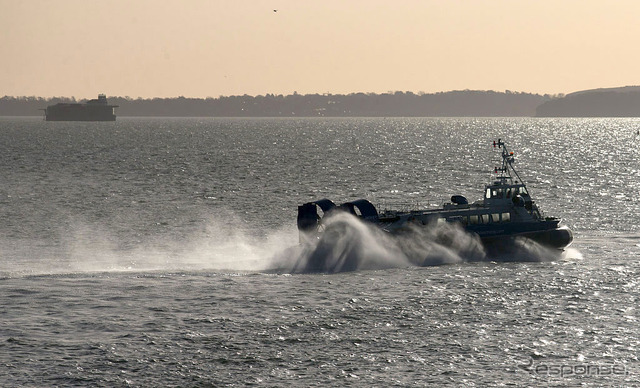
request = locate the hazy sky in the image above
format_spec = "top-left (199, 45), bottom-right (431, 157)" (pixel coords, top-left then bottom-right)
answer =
top-left (2, 0), bottom-right (640, 98)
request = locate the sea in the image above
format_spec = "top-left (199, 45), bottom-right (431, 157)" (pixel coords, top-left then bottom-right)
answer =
top-left (0, 116), bottom-right (638, 386)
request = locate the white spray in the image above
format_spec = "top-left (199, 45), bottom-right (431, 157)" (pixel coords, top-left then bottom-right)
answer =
top-left (3, 209), bottom-right (569, 277)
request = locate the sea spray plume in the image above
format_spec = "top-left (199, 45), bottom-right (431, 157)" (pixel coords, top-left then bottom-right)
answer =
top-left (561, 247), bottom-right (583, 261)
top-left (394, 220), bottom-right (570, 265)
top-left (156, 210), bottom-right (306, 272)
top-left (277, 212), bottom-right (489, 273)
top-left (394, 221), bottom-right (487, 266)
top-left (62, 210), bottom-right (301, 274)
top-left (55, 208), bottom-right (568, 276)
top-left (185, 218), bottom-right (299, 272)
top-left (282, 212), bottom-right (409, 273)
top-left (273, 212), bottom-right (569, 273)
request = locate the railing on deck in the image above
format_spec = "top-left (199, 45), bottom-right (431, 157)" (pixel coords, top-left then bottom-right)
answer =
top-left (376, 200), bottom-right (446, 214)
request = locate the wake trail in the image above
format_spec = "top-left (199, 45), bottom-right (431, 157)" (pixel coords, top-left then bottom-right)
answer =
top-left (1, 212), bottom-right (571, 277)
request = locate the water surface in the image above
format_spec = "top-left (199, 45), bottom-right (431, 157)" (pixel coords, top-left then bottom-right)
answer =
top-left (0, 117), bottom-right (638, 386)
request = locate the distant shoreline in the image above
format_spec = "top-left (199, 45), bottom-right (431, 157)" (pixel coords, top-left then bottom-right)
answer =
top-left (3, 87), bottom-right (640, 117)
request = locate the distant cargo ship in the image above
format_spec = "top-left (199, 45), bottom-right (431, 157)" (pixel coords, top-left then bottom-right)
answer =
top-left (43, 94), bottom-right (118, 121)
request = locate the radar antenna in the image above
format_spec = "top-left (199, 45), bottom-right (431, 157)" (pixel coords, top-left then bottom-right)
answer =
top-left (492, 139), bottom-right (525, 186)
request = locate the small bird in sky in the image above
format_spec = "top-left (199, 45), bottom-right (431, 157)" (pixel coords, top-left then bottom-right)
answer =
top-left (273, 9), bottom-right (277, 12)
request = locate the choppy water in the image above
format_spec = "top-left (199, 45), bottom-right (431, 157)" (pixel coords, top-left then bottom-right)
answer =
top-left (1, 117), bottom-right (639, 386)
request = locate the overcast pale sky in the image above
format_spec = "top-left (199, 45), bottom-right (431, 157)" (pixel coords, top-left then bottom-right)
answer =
top-left (2, 0), bottom-right (639, 98)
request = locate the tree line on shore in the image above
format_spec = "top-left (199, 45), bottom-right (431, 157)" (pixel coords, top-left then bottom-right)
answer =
top-left (0, 90), bottom-right (550, 117)
top-left (2, 88), bottom-right (639, 117)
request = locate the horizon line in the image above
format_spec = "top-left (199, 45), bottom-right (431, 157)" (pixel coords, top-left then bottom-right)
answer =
top-left (0, 88), bottom-right (570, 100)
top-left (4, 85), bottom-right (640, 100)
